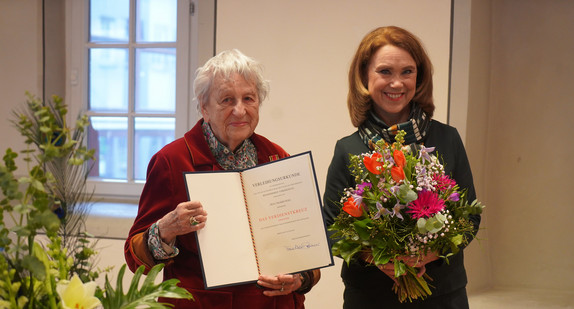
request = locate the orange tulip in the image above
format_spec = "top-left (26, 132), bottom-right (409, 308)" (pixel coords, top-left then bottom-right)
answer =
top-left (363, 152), bottom-right (383, 175)
top-left (342, 196), bottom-right (364, 217)
top-left (391, 166), bottom-right (405, 182)
top-left (393, 149), bottom-right (406, 167)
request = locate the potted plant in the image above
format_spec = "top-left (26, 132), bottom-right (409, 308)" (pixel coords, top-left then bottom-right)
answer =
top-left (0, 93), bottom-right (192, 308)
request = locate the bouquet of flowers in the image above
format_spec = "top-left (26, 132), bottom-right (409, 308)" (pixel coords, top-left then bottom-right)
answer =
top-left (329, 131), bottom-right (484, 303)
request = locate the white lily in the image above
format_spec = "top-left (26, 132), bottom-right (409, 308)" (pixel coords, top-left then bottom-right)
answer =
top-left (56, 274), bottom-right (101, 309)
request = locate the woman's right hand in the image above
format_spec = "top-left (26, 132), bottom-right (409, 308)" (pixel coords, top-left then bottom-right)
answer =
top-left (376, 263), bottom-right (399, 283)
top-left (360, 251), bottom-right (399, 283)
top-left (157, 200), bottom-right (207, 244)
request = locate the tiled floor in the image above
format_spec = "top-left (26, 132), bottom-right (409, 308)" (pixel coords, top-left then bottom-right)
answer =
top-left (468, 288), bottom-right (574, 309)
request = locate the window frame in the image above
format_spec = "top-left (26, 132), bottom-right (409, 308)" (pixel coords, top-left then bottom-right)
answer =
top-left (65, 0), bottom-right (214, 200)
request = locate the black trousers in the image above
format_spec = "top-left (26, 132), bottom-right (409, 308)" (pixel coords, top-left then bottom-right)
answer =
top-left (343, 285), bottom-right (469, 309)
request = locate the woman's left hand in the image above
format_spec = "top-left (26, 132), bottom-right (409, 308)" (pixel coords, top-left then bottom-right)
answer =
top-left (366, 251), bottom-right (440, 279)
top-left (257, 273), bottom-right (303, 296)
top-left (397, 252), bottom-right (440, 277)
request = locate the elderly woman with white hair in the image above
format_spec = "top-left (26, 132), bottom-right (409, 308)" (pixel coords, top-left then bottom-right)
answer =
top-left (125, 49), bottom-right (320, 308)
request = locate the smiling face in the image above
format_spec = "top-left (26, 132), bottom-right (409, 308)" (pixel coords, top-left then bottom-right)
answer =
top-left (367, 44), bottom-right (417, 125)
top-left (201, 73), bottom-right (260, 152)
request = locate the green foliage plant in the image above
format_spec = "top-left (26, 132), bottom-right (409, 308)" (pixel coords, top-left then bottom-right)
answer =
top-left (0, 93), bottom-right (192, 308)
top-left (0, 93), bottom-right (94, 308)
top-left (96, 264), bottom-right (193, 309)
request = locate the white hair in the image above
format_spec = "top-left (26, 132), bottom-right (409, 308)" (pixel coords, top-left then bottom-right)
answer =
top-left (193, 49), bottom-right (270, 110)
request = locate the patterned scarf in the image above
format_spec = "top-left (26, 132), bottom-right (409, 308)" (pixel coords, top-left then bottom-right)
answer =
top-left (358, 103), bottom-right (431, 147)
top-left (147, 122), bottom-right (259, 261)
top-left (202, 121), bottom-right (258, 170)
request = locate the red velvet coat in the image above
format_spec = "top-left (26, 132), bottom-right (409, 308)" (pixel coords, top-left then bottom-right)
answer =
top-left (124, 120), bottom-right (305, 308)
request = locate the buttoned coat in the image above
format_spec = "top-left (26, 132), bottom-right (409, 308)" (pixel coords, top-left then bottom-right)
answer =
top-left (124, 119), bottom-right (308, 308)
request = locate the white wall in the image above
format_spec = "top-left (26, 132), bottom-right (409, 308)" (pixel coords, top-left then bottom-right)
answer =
top-left (214, 1), bottom-right (453, 307)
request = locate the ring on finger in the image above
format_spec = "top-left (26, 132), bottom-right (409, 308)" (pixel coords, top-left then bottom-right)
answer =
top-left (189, 216), bottom-right (199, 226)
top-left (280, 281), bottom-right (285, 292)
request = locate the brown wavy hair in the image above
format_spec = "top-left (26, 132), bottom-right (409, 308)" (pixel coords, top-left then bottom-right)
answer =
top-left (347, 26), bottom-right (434, 127)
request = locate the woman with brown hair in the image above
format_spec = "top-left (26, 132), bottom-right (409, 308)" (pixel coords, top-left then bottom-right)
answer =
top-left (323, 26), bottom-right (481, 308)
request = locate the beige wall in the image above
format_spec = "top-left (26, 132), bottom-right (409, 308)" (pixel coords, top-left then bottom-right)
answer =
top-left (2, 0), bottom-right (574, 307)
top-left (214, 0), bottom-right (453, 201)
top-left (448, 0), bottom-right (492, 294)
top-left (0, 0), bottom-right (42, 154)
top-left (457, 0), bottom-right (574, 295)
top-left (485, 0), bottom-right (574, 291)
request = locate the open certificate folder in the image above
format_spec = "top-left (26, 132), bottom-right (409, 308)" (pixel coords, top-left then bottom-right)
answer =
top-left (184, 152), bottom-right (333, 289)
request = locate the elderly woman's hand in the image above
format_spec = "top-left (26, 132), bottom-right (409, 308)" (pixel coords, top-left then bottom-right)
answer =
top-left (157, 201), bottom-right (207, 244)
top-left (257, 273), bottom-right (303, 297)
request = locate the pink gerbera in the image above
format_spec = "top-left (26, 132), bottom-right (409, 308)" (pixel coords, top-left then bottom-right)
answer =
top-left (433, 174), bottom-right (457, 192)
top-left (407, 190), bottom-right (445, 219)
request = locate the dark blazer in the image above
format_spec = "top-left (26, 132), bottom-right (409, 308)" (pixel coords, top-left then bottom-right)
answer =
top-left (124, 119), bottom-right (308, 308)
top-left (323, 120), bottom-right (481, 308)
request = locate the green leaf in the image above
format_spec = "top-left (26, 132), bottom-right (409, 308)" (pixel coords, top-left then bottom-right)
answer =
top-left (397, 184), bottom-right (417, 204)
top-left (425, 215), bottom-right (445, 234)
top-left (22, 255), bottom-right (46, 281)
top-left (39, 125), bottom-right (52, 133)
top-left (125, 264), bottom-right (143, 300)
top-left (40, 209), bottom-right (61, 233)
top-left (353, 218), bottom-right (372, 240)
top-left (371, 245), bottom-right (392, 265)
top-left (139, 264), bottom-right (163, 294)
top-left (31, 179), bottom-right (46, 193)
top-left (394, 260), bottom-right (407, 277)
top-left (332, 240), bottom-right (362, 265)
top-left (417, 214), bottom-right (446, 234)
top-left (13, 203), bottom-right (32, 215)
top-left (97, 264), bottom-right (193, 309)
top-left (12, 225), bottom-right (32, 238)
top-left (417, 218), bottom-right (428, 233)
top-left (450, 234), bottom-right (463, 246)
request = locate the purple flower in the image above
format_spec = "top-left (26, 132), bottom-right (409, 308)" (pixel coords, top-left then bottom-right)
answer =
top-left (448, 192), bottom-right (460, 201)
top-left (356, 182), bottom-right (372, 195)
top-left (373, 202), bottom-right (391, 219)
top-left (351, 193), bottom-right (364, 207)
top-left (392, 202), bottom-right (406, 220)
top-left (419, 145), bottom-right (436, 163)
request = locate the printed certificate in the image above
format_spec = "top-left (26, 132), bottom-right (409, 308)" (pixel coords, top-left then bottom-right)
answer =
top-left (184, 152), bottom-right (333, 289)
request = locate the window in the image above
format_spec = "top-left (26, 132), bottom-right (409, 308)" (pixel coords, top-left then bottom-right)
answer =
top-left (66, 0), bottom-right (214, 199)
